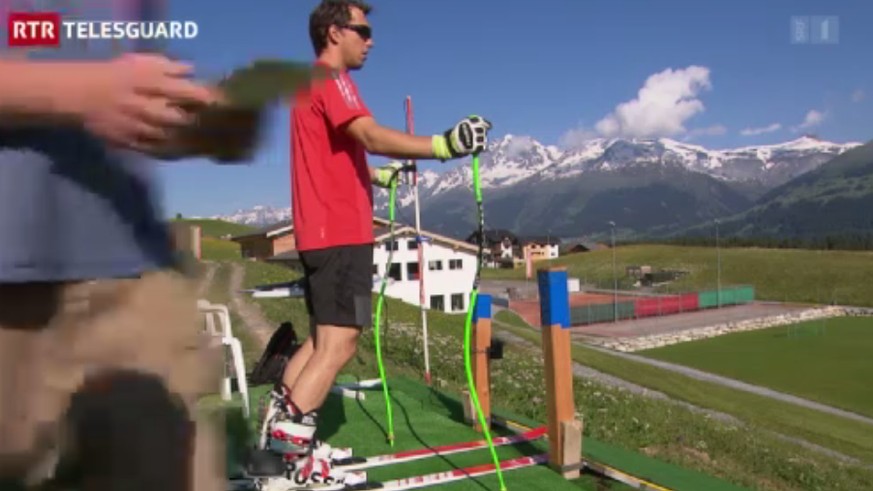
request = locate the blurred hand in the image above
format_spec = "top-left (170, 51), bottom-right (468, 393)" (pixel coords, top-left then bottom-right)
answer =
top-left (72, 53), bottom-right (222, 154)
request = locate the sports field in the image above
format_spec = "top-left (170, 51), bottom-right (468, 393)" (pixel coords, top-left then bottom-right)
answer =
top-left (637, 316), bottom-right (873, 418)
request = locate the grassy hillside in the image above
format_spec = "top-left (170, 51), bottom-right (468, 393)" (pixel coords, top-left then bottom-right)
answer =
top-left (173, 218), bottom-right (256, 238)
top-left (711, 141), bottom-right (873, 240)
top-left (202, 236), bottom-right (243, 261)
top-left (638, 317), bottom-right (873, 418)
top-left (231, 258), bottom-right (873, 491)
top-left (483, 244), bottom-right (873, 306)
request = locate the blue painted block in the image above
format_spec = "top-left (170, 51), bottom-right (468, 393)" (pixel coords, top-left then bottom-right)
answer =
top-left (473, 294), bottom-right (492, 322)
top-left (537, 269), bottom-right (570, 328)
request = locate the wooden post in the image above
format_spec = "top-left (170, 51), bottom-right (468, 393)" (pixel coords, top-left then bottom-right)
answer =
top-left (538, 267), bottom-right (582, 478)
top-left (463, 294), bottom-right (493, 432)
top-left (473, 294), bottom-right (492, 432)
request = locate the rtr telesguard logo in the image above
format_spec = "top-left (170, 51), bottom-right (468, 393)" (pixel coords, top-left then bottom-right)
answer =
top-left (8, 11), bottom-right (198, 47)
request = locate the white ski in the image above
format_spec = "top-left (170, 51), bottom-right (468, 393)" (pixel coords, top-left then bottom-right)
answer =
top-left (344, 453), bottom-right (549, 491)
top-left (333, 426), bottom-right (547, 471)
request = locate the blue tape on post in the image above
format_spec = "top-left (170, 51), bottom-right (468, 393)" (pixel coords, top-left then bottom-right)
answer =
top-left (537, 269), bottom-right (570, 328)
top-left (473, 294), bottom-right (492, 322)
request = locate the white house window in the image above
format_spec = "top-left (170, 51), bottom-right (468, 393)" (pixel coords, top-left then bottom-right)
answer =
top-left (449, 259), bottom-right (462, 270)
top-left (451, 293), bottom-right (464, 312)
top-left (430, 295), bottom-right (445, 311)
top-left (428, 260), bottom-right (443, 271)
top-left (385, 241), bottom-right (400, 251)
top-left (406, 262), bottom-right (419, 281)
top-left (407, 239), bottom-right (417, 250)
top-left (388, 263), bottom-right (401, 281)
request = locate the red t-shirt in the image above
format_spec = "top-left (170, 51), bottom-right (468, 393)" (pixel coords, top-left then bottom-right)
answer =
top-left (291, 64), bottom-right (374, 251)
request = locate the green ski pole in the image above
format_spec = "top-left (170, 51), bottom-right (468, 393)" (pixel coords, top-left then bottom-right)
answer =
top-left (464, 151), bottom-right (508, 491)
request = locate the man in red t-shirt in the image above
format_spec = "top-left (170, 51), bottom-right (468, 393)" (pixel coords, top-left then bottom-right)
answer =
top-left (257, 0), bottom-right (493, 483)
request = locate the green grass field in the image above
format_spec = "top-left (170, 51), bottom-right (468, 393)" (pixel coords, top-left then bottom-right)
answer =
top-left (202, 236), bottom-right (245, 261)
top-left (483, 244), bottom-right (873, 307)
top-left (637, 316), bottom-right (873, 418)
top-left (174, 218), bottom-right (257, 238)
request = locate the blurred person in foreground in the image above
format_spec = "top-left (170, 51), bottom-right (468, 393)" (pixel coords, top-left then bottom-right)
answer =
top-left (0, 10), bottom-right (239, 491)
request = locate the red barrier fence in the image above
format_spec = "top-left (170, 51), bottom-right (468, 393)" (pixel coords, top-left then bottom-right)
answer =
top-left (634, 293), bottom-right (699, 318)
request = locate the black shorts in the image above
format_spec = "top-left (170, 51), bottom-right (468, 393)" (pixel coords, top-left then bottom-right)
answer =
top-left (299, 244), bottom-right (373, 328)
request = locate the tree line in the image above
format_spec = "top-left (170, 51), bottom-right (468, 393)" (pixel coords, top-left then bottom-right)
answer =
top-left (641, 232), bottom-right (873, 251)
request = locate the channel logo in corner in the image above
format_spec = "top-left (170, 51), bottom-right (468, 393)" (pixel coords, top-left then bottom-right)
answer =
top-left (8, 11), bottom-right (198, 47)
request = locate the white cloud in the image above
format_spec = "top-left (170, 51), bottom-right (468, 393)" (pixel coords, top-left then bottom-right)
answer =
top-left (503, 135), bottom-right (536, 157)
top-left (684, 125), bottom-right (727, 140)
top-left (594, 66), bottom-right (713, 139)
top-left (852, 89), bottom-right (865, 103)
top-left (791, 109), bottom-right (826, 132)
top-left (558, 66), bottom-right (714, 148)
top-left (558, 127), bottom-right (598, 148)
top-left (740, 123), bottom-right (781, 136)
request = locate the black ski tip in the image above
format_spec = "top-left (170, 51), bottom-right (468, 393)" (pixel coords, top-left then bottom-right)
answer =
top-left (243, 448), bottom-right (287, 477)
top-left (228, 477), bottom-right (257, 491)
top-left (344, 482), bottom-right (386, 490)
top-left (332, 456), bottom-right (367, 467)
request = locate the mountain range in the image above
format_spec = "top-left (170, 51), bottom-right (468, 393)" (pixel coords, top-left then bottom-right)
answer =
top-left (691, 140), bottom-right (873, 241)
top-left (206, 134), bottom-right (868, 241)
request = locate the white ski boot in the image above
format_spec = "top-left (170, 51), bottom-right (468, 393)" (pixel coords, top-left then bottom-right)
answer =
top-left (257, 454), bottom-right (367, 491)
top-left (259, 387), bottom-right (353, 463)
top-left (270, 421), bottom-right (353, 461)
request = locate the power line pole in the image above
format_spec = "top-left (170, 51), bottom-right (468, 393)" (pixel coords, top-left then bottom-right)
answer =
top-left (715, 218), bottom-right (721, 309)
top-left (406, 96), bottom-right (431, 385)
top-left (609, 221), bottom-right (617, 322)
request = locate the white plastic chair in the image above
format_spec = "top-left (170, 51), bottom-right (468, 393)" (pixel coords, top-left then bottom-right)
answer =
top-left (197, 299), bottom-right (250, 418)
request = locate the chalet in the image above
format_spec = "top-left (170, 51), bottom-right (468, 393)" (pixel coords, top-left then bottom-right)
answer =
top-left (230, 217), bottom-right (394, 261)
top-left (229, 220), bottom-right (296, 260)
top-left (374, 226), bottom-right (479, 313)
top-left (561, 240), bottom-right (608, 254)
top-left (520, 236), bottom-right (561, 262)
top-left (234, 217), bottom-right (480, 314)
top-left (465, 229), bottom-right (520, 267)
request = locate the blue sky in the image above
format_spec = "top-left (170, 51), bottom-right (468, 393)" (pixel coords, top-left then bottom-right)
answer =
top-left (154, 0), bottom-right (873, 218)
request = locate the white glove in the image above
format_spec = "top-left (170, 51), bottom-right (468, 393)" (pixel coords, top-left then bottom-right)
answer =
top-left (432, 115), bottom-right (492, 160)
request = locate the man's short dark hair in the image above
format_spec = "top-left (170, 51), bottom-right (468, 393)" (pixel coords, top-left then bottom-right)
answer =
top-left (309, 0), bottom-right (373, 55)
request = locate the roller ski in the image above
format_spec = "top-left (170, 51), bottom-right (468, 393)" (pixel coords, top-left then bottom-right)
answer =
top-left (235, 447), bottom-right (366, 491)
top-left (237, 453), bottom-right (367, 491)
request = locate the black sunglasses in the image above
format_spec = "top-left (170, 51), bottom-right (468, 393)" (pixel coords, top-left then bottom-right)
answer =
top-left (341, 24), bottom-right (372, 40)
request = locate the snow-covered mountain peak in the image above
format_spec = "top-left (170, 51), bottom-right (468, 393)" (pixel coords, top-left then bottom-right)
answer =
top-left (208, 205), bottom-right (291, 226)
top-left (432, 134), bottom-right (562, 191)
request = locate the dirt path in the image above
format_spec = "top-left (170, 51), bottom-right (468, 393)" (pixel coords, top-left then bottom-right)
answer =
top-left (226, 262), bottom-right (274, 348)
top-left (196, 261), bottom-right (217, 298)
